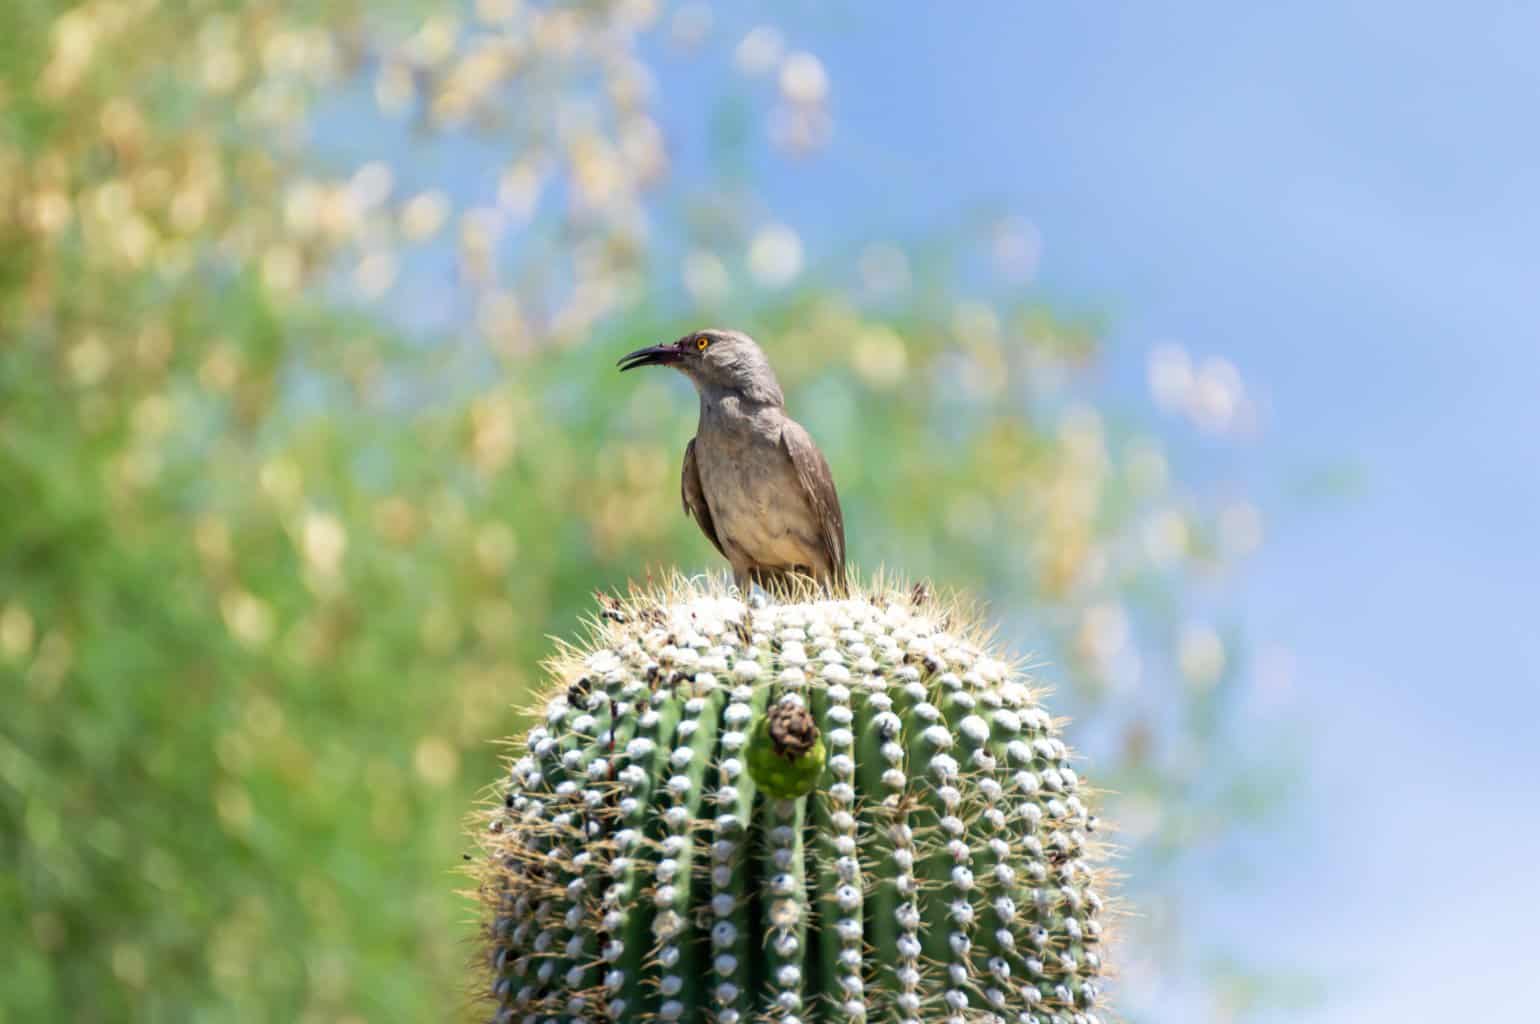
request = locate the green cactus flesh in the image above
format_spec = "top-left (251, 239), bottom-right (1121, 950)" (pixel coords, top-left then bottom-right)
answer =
top-left (473, 582), bottom-right (1110, 1024)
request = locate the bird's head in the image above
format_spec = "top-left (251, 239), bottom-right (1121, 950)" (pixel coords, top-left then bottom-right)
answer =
top-left (618, 328), bottom-right (785, 406)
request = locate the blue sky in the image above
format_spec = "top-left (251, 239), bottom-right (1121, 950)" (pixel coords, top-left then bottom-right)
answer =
top-left (647, 3), bottom-right (1539, 1020)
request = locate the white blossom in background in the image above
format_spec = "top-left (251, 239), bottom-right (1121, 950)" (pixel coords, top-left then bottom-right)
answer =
top-left (221, 589), bottom-right (276, 650)
top-left (778, 51), bottom-right (828, 105)
top-left (1178, 622), bottom-right (1226, 689)
top-left (1219, 500), bottom-right (1264, 557)
top-left (406, 14), bottom-right (459, 67)
top-left (735, 26), bottom-right (784, 76)
top-left (850, 326), bottom-right (909, 388)
top-left (301, 511), bottom-right (347, 580)
top-left (375, 61), bottom-right (415, 114)
top-left (348, 162), bottom-right (394, 211)
top-left (1148, 343), bottom-right (1195, 415)
top-left (768, 47), bottom-right (832, 152)
top-left (748, 224), bottom-right (803, 288)
top-left (400, 190), bottom-right (450, 242)
top-left (683, 249), bottom-right (731, 304)
top-left (1077, 601), bottom-right (1130, 669)
top-left (355, 248), bottom-right (398, 299)
top-left (475, 0), bottom-right (520, 26)
top-left (1190, 355), bottom-right (1244, 434)
top-left (1142, 509), bottom-right (1190, 568)
top-left (952, 301), bottom-right (1002, 349)
top-left (1147, 344), bottom-right (1252, 436)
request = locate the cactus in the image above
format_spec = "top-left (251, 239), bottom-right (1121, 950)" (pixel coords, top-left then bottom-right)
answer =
top-left (471, 577), bottom-right (1112, 1024)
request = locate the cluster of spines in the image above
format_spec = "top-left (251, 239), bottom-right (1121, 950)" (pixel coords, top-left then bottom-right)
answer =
top-left (708, 669), bottom-right (761, 1024)
top-left (477, 588), bottom-right (1109, 1024)
top-left (810, 675), bottom-right (866, 1023)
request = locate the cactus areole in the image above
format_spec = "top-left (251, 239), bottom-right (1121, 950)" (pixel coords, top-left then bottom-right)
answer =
top-left (472, 580), bottom-right (1112, 1024)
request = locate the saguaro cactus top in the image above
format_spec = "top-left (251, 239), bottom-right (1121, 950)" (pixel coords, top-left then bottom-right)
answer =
top-left (472, 578), bottom-right (1112, 1024)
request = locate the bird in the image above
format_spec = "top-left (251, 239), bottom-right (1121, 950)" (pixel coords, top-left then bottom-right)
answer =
top-left (618, 328), bottom-right (846, 594)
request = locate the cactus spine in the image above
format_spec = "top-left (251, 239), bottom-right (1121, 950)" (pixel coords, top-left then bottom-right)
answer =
top-left (473, 579), bottom-right (1111, 1024)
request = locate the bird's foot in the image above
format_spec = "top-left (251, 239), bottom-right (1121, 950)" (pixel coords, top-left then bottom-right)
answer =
top-left (733, 573), bottom-right (769, 609)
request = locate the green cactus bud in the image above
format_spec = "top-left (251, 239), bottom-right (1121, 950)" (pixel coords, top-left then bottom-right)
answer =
top-left (471, 578), bottom-right (1114, 1024)
top-left (745, 697), bottom-right (827, 799)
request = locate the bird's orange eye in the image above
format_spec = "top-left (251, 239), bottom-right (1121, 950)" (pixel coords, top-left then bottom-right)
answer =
top-left (696, 336), bottom-right (710, 351)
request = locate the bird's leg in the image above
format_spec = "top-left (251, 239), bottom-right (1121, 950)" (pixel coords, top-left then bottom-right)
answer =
top-left (747, 567), bottom-right (805, 600)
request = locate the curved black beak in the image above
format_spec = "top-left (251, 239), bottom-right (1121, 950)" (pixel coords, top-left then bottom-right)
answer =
top-left (617, 342), bottom-right (683, 372)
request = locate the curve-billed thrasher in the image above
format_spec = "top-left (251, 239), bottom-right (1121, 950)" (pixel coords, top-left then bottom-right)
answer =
top-left (618, 328), bottom-right (846, 594)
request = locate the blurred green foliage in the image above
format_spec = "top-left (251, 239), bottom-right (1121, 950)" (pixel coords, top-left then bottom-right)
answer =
top-left (0, 1), bottom-right (1269, 1021)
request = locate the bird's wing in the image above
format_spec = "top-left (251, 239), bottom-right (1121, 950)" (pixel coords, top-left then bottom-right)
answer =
top-left (681, 437), bottom-right (729, 560)
top-left (779, 420), bottom-right (846, 582)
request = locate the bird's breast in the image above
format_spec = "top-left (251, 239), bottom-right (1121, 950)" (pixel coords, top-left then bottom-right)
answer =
top-left (695, 431), bottom-right (820, 566)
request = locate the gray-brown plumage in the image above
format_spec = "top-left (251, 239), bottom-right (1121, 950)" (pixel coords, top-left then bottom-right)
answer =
top-left (618, 328), bottom-right (846, 593)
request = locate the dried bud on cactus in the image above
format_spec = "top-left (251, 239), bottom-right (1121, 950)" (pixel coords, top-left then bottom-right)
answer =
top-left (748, 698), bottom-right (827, 799)
top-left (470, 577), bottom-right (1114, 1024)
